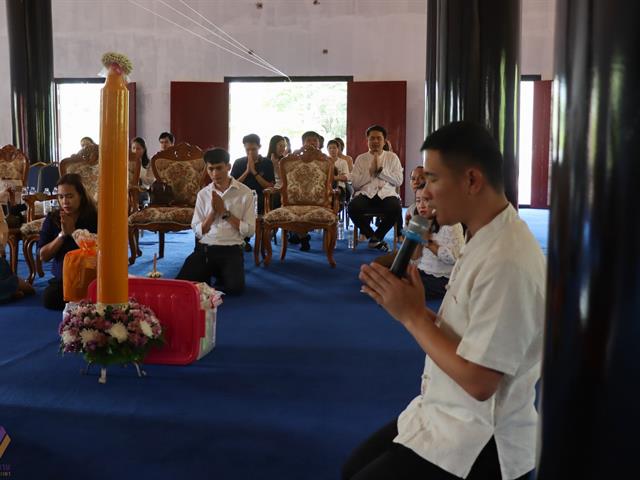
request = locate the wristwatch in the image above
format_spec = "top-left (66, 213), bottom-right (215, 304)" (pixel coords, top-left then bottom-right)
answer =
top-left (221, 210), bottom-right (231, 220)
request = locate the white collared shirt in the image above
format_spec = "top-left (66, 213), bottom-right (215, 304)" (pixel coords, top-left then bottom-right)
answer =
top-left (395, 204), bottom-right (546, 479)
top-left (192, 178), bottom-right (256, 246)
top-left (351, 151), bottom-right (403, 199)
top-left (412, 223), bottom-right (465, 278)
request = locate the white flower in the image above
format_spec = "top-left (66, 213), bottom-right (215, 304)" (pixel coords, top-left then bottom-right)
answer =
top-left (61, 331), bottom-right (77, 345)
top-left (107, 322), bottom-right (128, 343)
top-left (139, 320), bottom-right (154, 338)
top-left (79, 329), bottom-right (99, 346)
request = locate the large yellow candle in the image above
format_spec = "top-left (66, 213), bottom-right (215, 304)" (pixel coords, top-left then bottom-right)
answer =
top-left (97, 62), bottom-right (129, 306)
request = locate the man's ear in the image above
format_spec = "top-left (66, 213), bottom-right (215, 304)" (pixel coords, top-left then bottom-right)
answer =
top-left (465, 167), bottom-right (485, 196)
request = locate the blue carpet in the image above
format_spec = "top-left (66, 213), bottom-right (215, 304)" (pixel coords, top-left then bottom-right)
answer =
top-left (0, 209), bottom-right (548, 480)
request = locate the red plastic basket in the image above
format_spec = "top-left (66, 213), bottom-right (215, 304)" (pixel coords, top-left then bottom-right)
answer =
top-left (87, 277), bottom-right (207, 365)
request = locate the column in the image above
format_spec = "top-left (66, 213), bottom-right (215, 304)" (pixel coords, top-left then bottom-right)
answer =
top-left (537, 0), bottom-right (640, 477)
top-left (425, 0), bottom-right (521, 207)
top-left (5, 0), bottom-right (55, 164)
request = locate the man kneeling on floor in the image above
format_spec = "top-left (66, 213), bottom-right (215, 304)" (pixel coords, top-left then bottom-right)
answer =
top-left (176, 148), bottom-right (256, 295)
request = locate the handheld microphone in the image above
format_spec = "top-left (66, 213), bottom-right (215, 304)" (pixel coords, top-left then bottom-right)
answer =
top-left (389, 215), bottom-right (432, 278)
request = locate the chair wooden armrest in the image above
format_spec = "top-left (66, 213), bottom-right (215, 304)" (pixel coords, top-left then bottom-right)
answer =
top-left (22, 193), bottom-right (57, 222)
top-left (263, 187), bottom-right (280, 214)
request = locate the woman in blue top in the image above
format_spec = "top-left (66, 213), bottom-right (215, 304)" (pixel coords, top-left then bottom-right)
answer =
top-left (38, 173), bottom-right (97, 310)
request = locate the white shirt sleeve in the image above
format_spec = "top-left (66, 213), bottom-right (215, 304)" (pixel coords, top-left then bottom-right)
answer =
top-left (377, 153), bottom-right (404, 187)
top-left (336, 159), bottom-right (349, 177)
top-left (457, 259), bottom-right (543, 376)
top-left (350, 155), bottom-right (372, 190)
top-left (434, 224), bottom-right (464, 265)
top-left (237, 190), bottom-right (256, 239)
top-left (191, 189), bottom-right (210, 239)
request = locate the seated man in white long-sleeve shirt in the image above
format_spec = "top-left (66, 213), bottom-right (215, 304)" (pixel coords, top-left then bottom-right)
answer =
top-left (348, 125), bottom-right (404, 252)
top-left (176, 148), bottom-right (256, 295)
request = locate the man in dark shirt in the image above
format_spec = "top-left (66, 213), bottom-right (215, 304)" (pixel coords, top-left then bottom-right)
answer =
top-left (230, 134), bottom-right (275, 251)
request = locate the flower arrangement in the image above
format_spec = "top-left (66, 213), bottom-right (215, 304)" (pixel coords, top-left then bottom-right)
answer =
top-left (59, 299), bottom-right (163, 367)
top-left (101, 52), bottom-right (133, 76)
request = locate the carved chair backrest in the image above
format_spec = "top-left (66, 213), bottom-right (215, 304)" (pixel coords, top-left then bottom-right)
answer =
top-left (280, 146), bottom-right (334, 208)
top-left (0, 145), bottom-right (30, 201)
top-left (59, 144), bottom-right (100, 202)
top-left (151, 142), bottom-right (205, 206)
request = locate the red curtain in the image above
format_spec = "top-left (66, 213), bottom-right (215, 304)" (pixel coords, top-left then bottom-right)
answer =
top-left (530, 80), bottom-right (552, 208)
top-left (170, 82), bottom-right (229, 151)
top-left (347, 81), bottom-right (407, 204)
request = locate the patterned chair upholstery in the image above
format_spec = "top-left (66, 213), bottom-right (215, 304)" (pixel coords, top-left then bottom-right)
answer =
top-left (261, 146), bottom-right (339, 267)
top-left (0, 145), bottom-right (29, 273)
top-left (127, 142), bottom-right (204, 264)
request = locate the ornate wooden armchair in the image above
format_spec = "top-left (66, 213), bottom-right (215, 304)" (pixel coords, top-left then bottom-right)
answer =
top-left (20, 144), bottom-right (99, 283)
top-left (261, 146), bottom-right (339, 267)
top-left (127, 142), bottom-right (204, 264)
top-left (0, 145), bottom-right (29, 272)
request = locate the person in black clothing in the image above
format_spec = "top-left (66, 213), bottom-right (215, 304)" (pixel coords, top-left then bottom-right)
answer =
top-left (38, 173), bottom-right (98, 310)
top-left (230, 134), bottom-right (275, 251)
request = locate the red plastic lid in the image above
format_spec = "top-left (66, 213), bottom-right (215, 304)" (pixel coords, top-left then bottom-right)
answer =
top-left (87, 277), bottom-right (205, 365)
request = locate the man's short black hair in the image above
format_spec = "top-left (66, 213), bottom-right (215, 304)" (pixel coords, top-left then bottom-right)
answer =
top-left (242, 133), bottom-right (261, 145)
top-left (421, 121), bottom-right (504, 193)
top-left (159, 131), bottom-right (174, 143)
top-left (301, 131), bottom-right (321, 142)
top-left (366, 125), bottom-right (387, 139)
top-left (204, 148), bottom-right (230, 165)
top-left (327, 139), bottom-right (339, 148)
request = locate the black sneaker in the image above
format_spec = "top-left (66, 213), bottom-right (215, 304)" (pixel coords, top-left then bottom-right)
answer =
top-left (375, 241), bottom-right (390, 252)
top-left (367, 237), bottom-right (381, 249)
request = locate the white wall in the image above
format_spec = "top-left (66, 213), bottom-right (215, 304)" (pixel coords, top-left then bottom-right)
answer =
top-left (0, 0), bottom-right (556, 199)
top-left (521, 0), bottom-right (557, 80)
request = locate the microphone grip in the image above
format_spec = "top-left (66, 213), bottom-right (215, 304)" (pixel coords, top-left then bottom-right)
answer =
top-left (389, 237), bottom-right (420, 277)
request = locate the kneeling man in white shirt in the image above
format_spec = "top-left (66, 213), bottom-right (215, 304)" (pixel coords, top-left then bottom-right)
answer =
top-left (347, 122), bottom-right (546, 480)
top-left (176, 148), bottom-right (256, 295)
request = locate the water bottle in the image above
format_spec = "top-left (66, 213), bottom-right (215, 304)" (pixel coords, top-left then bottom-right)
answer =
top-left (337, 223), bottom-right (344, 240)
top-left (51, 187), bottom-right (59, 209)
top-left (29, 186), bottom-right (36, 195)
top-left (252, 190), bottom-right (258, 215)
top-left (347, 230), bottom-right (354, 249)
top-left (43, 188), bottom-right (51, 214)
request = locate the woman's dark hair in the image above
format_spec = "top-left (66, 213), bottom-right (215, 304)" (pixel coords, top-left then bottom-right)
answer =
top-left (53, 173), bottom-right (97, 226)
top-left (283, 136), bottom-right (291, 153)
top-left (132, 137), bottom-right (150, 168)
top-left (80, 136), bottom-right (96, 145)
top-left (267, 135), bottom-right (285, 159)
top-left (327, 139), bottom-right (339, 149)
top-left (334, 137), bottom-right (345, 151)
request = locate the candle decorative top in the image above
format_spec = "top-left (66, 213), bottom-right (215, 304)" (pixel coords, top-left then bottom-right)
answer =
top-left (101, 52), bottom-right (133, 76)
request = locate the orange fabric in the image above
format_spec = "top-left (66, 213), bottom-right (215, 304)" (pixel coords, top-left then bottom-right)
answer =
top-left (63, 239), bottom-right (97, 302)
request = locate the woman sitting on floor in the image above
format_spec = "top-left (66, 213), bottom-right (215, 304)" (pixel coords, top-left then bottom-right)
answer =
top-left (411, 183), bottom-right (464, 299)
top-left (0, 188), bottom-right (34, 303)
top-left (38, 173), bottom-right (97, 310)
